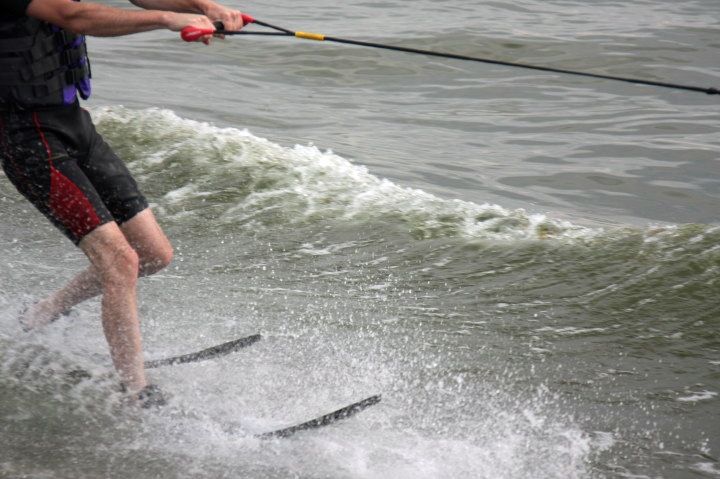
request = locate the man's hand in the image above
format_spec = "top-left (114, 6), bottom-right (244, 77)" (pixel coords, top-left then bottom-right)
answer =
top-left (130, 0), bottom-right (247, 41)
top-left (202, 3), bottom-right (245, 32)
top-left (165, 13), bottom-right (215, 43)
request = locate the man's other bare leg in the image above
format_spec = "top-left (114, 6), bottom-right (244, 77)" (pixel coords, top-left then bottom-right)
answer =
top-left (21, 209), bottom-right (172, 329)
top-left (121, 208), bottom-right (173, 277)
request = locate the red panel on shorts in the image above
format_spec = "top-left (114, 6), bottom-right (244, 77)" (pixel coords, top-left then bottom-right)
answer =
top-left (49, 166), bottom-right (103, 240)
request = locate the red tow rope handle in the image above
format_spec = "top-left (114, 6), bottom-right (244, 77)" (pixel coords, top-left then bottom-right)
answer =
top-left (181, 13), bottom-right (255, 42)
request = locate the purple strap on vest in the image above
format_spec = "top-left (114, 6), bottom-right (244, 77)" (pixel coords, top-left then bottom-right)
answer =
top-left (58, 0), bottom-right (91, 104)
top-left (62, 33), bottom-right (91, 104)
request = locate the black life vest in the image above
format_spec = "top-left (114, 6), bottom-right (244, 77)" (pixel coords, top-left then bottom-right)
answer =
top-left (0, 15), bottom-right (91, 106)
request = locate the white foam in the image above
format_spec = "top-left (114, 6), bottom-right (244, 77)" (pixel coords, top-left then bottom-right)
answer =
top-left (90, 106), bottom-right (600, 243)
top-left (676, 390), bottom-right (718, 403)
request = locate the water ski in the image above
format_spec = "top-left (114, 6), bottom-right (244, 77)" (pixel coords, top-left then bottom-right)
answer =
top-left (257, 394), bottom-right (381, 439)
top-left (144, 333), bottom-right (261, 368)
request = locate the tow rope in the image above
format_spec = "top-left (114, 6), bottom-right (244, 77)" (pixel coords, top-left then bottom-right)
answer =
top-left (181, 14), bottom-right (719, 96)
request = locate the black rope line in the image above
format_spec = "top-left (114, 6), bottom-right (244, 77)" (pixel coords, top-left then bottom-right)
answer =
top-left (221, 21), bottom-right (719, 96)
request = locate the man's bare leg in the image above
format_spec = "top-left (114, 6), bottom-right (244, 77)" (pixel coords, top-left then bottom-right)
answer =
top-left (78, 221), bottom-right (147, 393)
top-left (21, 209), bottom-right (173, 330)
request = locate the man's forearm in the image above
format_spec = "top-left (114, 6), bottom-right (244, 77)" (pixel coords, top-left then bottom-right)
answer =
top-left (25, 0), bottom-right (241, 40)
top-left (27, 1), bottom-right (176, 35)
top-left (26, 0), bottom-right (216, 36)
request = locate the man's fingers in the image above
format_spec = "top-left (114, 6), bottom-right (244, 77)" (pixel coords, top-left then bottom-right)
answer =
top-left (205, 8), bottom-right (246, 32)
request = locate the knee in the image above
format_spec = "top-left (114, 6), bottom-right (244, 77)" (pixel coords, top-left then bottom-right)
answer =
top-left (102, 246), bottom-right (140, 288)
top-left (140, 243), bottom-right (173, 276)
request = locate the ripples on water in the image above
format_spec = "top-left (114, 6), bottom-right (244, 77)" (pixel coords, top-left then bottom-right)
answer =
top-left (91, 0), bottom-right (719, 225)
top-left (1, 0), bottom-right (719, 478)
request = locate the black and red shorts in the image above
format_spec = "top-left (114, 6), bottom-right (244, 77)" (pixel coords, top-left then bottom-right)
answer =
top-left (0, 101), bottom-right (148, 245)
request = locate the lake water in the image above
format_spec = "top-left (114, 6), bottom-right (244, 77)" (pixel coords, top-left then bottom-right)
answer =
top-left (1, 0), bottom-right (719, 477)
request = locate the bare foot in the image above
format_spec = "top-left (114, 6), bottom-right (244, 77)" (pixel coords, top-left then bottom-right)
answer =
top-left (20, 300), bottom-right (68, 331)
